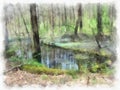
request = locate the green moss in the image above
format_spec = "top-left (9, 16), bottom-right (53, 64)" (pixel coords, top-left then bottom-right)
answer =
top-left (75, 54), bottom-right (89, 60)
top-left (21, 64), bottom-right (65, 75)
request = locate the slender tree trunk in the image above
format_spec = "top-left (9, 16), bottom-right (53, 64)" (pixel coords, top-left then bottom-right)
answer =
top-left (4, 16), bottom-right (8, 50)
top-left (57, 5), bottom-right (61, 28)
top-left (42, 9), bottom-right (46, 29)
top-left (64, 5), bottom-right (67, 25)
top-left (78, 4), bottom-right (82, 33)
top-left (109, 4), bottom-right (116, 33)
top-left (74, 4), bottom-right (82, 35)
top-left (30, 4), bottom-right (41, 62)
top-left (72, 6), bottom-right (75, 23)
top-left (91, 4), bottom-right (103, 49)
top-left (46, 8), bottom-right (49, 30)
top-left (74, 19), bottom-right (79, 35)
top-left (69, 7), bottom-right (72, 22)
top-left (48, 7), bottom-right (51, 29)
top-left (95, 4), bottom-right (103, 63)
top-left (62, 12), bottom-right (64, 25)
top-left (18, 6), bottom-right (30, 37)
top-left (97, 3), bottom-right (103, 41)
top-left (51, 4), bottom-right (55, 29)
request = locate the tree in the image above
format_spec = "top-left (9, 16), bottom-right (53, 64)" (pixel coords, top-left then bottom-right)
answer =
top-left (18, 6), bottom-right (30, 37)
top-left (93, 3), bottom-right (103, 49)
top-left (72, 6), bottom-right (75, 23)
top-left (64, 5), bottom-right (67, 25)
top-left (57, 5), bottom-right (61, 28)
top-left (51, 4), bottom-right (55, 30)
top-left (97, 3), bottom-right (103, 41)
top-left (74, 4), bottom-right (82, 35)
top-left (30, 4), bottom-right (41, 62)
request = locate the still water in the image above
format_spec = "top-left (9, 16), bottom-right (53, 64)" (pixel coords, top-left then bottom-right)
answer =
top-left (9, 38), bottom-right (78, 70)
top-left (8, 37), bottom-right (115, 70)
top-left (41, 45), bottom-right (78, 70)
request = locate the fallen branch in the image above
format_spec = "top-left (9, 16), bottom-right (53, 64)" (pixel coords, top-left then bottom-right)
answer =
top-left (4, 64), bottom-right (24, 75)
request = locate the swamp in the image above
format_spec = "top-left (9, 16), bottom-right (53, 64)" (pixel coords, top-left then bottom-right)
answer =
top-left (4, 3), bottom-right (116, 86)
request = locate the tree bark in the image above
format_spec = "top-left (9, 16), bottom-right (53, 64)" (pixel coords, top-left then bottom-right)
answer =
top-left (57, 5), bottom-right (61, 28)
top-left (74, 19), bottom-right (79, 35)
top-left (74, 4), bottom-right (82, 35)
top-left (30, 4), bottom-right (41, 62)
top-left (78, 4), bottom-right (82, 33)
top-left (64, 5), bottom-right (67, 25)
top-left (72, 6), bottom-right (75, 23)
top-left (51, 4), bottom-right (55, 29)
top-left (97, 3), bottom-right (103, 41)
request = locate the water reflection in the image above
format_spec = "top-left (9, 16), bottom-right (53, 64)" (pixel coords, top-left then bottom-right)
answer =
top-left (8, 37), bottom-right (115, 71)
top-left (11, 39), bottom-right (78, 70)
top-left (41, 45), bottom-right (78, 70)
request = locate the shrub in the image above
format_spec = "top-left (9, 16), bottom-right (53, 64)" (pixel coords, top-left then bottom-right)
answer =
top-left (66, 70), bottom-right (78, 79)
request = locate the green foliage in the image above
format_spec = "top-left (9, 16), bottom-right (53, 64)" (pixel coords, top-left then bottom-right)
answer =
top-left (41, 74), bottom-right (49, 80)
top-left (6, 45), bottom-right (18, 57)
top-left (66, 70), bottom-right (78, 79)
top-left (6, 45), bottom-right (25, 63)
top-left (80, 64), bottom-right (89, 73)
top-left (39, 22), bottom-right (47, 37)
top-left (102, 5), bottom-right (111, 35)
top-left (23, 59), bottom-right (45, 67)
top-left (105, 59), bottom-right (112, 65)
top-left (90, 62), bottom-right (99, 73)
top-left (99, 48), bottom-right (112, 57)
top-left (89, 18), bottom-right (97, 29)
top-left (99, 63), bottom-right (115, 75)
top-left (89, 60), bottom-right (114, 75)
top-left (9, 56), bottom-right (22, 62)
top-left (75, 54), bottom-right (89, 60)
top-left (74, 54), bottom-right (90, 73)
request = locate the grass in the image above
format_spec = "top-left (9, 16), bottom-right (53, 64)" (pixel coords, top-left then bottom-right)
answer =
top-left (66, 70), bottom-right (79, 79)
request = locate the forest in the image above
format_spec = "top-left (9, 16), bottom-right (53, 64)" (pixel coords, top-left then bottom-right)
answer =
top-left (4, 3), bottom-right (116, 86)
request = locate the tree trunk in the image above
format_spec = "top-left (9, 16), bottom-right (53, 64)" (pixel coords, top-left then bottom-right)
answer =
top-left (51, 4), bottom-right (55, 29)
top-left (64, 5), bottom-right (67, 25)
top-left (30, 4), bottom-right (41, 62)
top-left (97, 3), bottom-right (103, 41)
top-left (78, 4), bottom-right (82, 33)
top-left (74, 4), bottom-right (82, 35)
top-left (57, 5), bottom-right (61, 28)
top-left (74, 19), bottom-right (79, 35)
top-left (72, 6), bottom-right (75, 23)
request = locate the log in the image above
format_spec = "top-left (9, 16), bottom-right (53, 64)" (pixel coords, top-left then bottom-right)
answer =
top-left (42, 41), bottom-right (112, 58)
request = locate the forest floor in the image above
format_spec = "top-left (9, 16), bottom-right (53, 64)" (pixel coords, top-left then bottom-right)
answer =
top-left (4, 61), bottom-right (115, 87)
top-left (4, 34), bottom-right (115, 87)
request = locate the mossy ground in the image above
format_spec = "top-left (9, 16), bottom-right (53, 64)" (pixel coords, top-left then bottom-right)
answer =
top-left (21, 64), bottom-right (65, 75)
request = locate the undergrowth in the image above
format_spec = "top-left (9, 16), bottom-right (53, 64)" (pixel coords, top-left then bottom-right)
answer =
top-left (21, 64), bottom-right (65, 75)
